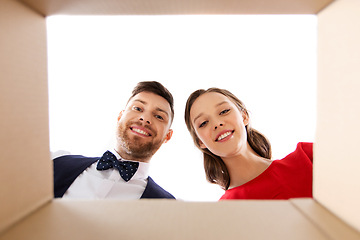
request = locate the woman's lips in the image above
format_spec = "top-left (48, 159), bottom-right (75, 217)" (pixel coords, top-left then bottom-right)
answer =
top-left (215, 130), bottom-right (234, 142)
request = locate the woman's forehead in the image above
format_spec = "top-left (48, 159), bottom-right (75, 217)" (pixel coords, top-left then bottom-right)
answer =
top-left (190, 92), bottom-right (232, 119)
top-left (194, 92), bottom-right (231, 108)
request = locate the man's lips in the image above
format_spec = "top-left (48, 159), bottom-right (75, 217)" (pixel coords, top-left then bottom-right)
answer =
top-left (130, 126), bottom-right (152, 137)
top-left (215, 130), bottom-right (234, 142)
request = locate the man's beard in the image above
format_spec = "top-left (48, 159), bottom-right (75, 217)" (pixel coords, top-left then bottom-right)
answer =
top-left (116, 121), bottom-right (163, 160)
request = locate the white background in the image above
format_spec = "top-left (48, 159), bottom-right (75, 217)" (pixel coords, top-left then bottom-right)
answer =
top-left (47, 15), bottom-right (317, 201)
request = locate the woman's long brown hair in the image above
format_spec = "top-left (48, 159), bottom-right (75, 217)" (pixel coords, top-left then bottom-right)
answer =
top-left (184, 88), bottom-right (272, 190)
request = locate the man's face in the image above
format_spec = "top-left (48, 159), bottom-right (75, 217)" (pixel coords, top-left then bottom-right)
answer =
top-left (115, 91), bottom-right (173, 162)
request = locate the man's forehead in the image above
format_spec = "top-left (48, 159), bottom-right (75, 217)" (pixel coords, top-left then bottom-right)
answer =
top-left (129, 92), bottom-right (171, 110)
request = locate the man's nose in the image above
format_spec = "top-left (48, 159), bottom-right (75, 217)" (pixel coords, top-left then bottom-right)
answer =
top-left (139, 114), bottom-right (151, 124)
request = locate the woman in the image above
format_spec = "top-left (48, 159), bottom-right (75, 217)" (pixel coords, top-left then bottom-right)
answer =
top-left (184, 88), bottom-right (313, 200)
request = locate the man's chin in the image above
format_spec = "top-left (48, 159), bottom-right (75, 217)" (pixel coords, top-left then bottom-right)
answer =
top-left (117, 129), bottom-right (162, 160)
top-left (126, 145), bottom-right (154, 159)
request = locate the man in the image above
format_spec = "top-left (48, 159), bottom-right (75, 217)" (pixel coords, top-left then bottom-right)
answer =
top-left (53, 81), bottom-right (175, 199)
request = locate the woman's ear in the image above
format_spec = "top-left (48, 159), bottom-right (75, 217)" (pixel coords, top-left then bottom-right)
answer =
top-left (198, 139), bottom-right (206, 149)
top-left (242, 111), bottom-right (249, 126)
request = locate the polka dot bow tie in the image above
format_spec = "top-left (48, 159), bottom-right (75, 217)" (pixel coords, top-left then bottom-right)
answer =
top-left (96, 151), bottom-right (139, 182)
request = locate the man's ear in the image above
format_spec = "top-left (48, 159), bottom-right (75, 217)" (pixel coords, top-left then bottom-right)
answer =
top-left (163, 129), bottom-right (173, 143)
top-left (117, 110), bottom-right (124, 121)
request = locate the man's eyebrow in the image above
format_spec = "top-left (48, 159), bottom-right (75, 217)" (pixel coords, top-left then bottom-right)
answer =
top-left (193, 101), bottom-right (228, 124)
top-left (134, 99), bottom-right (169, 117)
top-left (156, 107), bottom-right (169, 117)
top-left (134, 99), bottom-right (147, 105)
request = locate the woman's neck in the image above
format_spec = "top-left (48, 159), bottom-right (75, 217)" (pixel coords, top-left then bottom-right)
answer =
top-left (222, 143), bottom-right (272, 189)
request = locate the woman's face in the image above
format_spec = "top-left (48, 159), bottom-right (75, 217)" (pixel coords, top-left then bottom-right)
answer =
top-left (190, 92), bottom-right (249, 158)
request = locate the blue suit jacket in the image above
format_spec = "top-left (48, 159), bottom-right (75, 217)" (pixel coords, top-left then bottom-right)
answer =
top-left (53, 155), bottom-right (175, 199)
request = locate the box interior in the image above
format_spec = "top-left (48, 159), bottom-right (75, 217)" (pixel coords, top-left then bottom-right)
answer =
top-left (1, 0), bottom-right (360, 239)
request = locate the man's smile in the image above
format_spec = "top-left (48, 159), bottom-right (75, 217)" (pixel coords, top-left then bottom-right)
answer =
top-left (130, 126), bottom-right (152, 137)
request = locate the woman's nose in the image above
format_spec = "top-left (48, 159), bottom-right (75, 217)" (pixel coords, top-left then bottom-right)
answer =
top-left (214, 123), bottom-right (223, 130)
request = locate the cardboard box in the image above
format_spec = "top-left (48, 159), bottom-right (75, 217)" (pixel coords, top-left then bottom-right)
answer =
top-left (1, 0), bottom-right (359, 239)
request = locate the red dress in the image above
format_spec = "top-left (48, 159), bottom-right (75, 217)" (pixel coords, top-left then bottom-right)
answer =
top-left (220, 142), bottom-right (313, 200)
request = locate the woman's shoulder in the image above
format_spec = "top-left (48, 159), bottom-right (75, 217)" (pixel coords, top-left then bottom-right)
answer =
top-left (279, 142), bottom-right (313, 163)
top-left (296, 142), bottom-right (313, 160)
top-left (297, 142), bottom-right (313, 150)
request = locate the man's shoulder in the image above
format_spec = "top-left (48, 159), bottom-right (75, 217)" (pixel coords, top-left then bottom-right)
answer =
top-left (53, 154), bottom-right (100, 170)
top-left (54, 154), bottom-right (99, 161)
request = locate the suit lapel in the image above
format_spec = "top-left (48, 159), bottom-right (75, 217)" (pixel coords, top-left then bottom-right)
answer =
top-left (140, 176), bottom-right (175, 199)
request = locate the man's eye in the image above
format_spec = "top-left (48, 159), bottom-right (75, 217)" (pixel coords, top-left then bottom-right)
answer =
top-left (220, 109), bottom-right (230, 115)
top-left (199, 121), bottom-right (208, 128)
top-left (155, 115), bottom-right (164, 120)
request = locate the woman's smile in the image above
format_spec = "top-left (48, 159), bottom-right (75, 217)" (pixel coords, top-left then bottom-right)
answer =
top-left (215, 130), bottom-right (234, 142)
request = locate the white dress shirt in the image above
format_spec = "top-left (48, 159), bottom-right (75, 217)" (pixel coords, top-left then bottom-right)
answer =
top-left (63, 150), bottom-right (150, 200)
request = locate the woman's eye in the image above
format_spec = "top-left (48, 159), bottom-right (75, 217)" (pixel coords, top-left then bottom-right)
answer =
top-left (199, 121), bottom-right (208, 128)
top-left (134, 106), bottom-right (142, 111)
top-left (220, 109), bottom-right (230, 115)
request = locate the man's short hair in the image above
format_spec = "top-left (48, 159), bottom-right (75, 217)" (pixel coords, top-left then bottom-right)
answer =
top-left (129, 81), bottom-right (174, 124)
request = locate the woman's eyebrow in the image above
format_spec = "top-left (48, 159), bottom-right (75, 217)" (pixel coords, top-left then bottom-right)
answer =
top-left (193, 101), bottom-right (228, 123)
top-left (193, 113), bottom-right (203, 124)
top-left (216, 101), bottom-right (228, 107)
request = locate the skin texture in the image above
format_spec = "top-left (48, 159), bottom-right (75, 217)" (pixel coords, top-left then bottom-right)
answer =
top-left (115, 91), bottom-right (173, 163)
top-left (190, 92), bottom-right (272, 188)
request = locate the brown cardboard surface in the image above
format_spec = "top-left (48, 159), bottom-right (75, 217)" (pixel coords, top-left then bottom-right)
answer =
top-left (0, 199), bottom-right (330, 240)
top-left (290, 199), bottom-right (360, 240)
top-left (19, 0), bottom-right (333, 16)
top-left (1, 0), bottom-right (360, 238)
top-left (0, 0), bottom-right (51, 234)
top-left (316, 0), bottom-right (360, 232)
